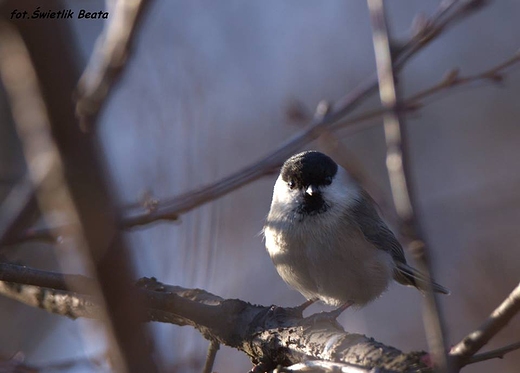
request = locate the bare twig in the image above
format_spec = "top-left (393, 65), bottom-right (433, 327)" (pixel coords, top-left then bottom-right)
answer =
top-left (406, 50), bottom-right (520, 104)
top-left (10, 51), bottom-right (520, 245)
top-left (202, 340), bottom-right (220, 373)
top-left (367, 1), bottom-right (450, 371)
top-left (75, 0), bottom-right (152, 132)
top-left (121, 77), bottom-right (378, 226)
top-left (333, 51), bottom-right (520, 136)
top-left (463, 341), bottom-right (520, 366)
top-left (393, 0), bottom-right (490, 72)
top-left (119, 0), bottom-right (489, 227)
top-left (450, 282), bottom-right (520, 368)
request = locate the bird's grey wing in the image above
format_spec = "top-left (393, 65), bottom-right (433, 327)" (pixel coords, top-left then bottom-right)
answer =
top-left (350, 190), bottom-right (406, 265)
top-left (350, 191), bottom-right (450, 295)
top-left (350, 191), bottom-right (416, 288)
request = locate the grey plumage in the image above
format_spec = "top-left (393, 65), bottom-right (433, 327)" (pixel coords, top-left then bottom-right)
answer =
top-left (263, 151), bottom-right (449, 308)
top-left (350, 191), bottom-right (450, 295)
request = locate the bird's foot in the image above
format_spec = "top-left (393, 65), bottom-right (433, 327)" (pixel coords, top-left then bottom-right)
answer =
top-left (290, 298), bottom-right (317, 316)
top-left (304, 301), bottom-right (353, 326)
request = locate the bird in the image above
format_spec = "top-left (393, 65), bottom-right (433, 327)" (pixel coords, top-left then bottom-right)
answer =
top-left (263, 150), bottom-right (449, 317)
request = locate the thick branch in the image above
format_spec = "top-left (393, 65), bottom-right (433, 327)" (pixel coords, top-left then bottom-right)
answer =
top-left (0, 264), bottom-right (431, 372)
top-left (0, 6), bottom-right (158, 371)
top-left (2, 263), bottom-right (519, 371)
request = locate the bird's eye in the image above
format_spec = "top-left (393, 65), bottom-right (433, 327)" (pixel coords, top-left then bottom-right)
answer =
top-left (287, 180), bottom-right (295, 189)
top-left (324, 176), bottom-right (333, 185)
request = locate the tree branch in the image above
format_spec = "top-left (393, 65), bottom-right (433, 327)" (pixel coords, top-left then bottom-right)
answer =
top-left (450, 282), bottom-right (520, 368)
top-left (75, 0), bottom-right (153, 132)
top-left (331, 46), bottom-right (520, 137)
top-left (0, 9), bottom-right (158, 372)
top-left (463, 341), bottom-right (520, 366)
top-left (119, 0), bottom-right (490, 228)
top-left (367, 0), bottom-right (450, 371)
top-left (202, 340), bottom-right (220, 373)
top-left (0, 263), bottom-right (432, 372)
top-left (8, 52), bottom-right (520, 247)
top-left (2, 263), bottom-right (519, 371)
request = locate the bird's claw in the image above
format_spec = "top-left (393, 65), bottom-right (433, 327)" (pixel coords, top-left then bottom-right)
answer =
top-left (290, 299), bottom-right (317, 316)
top-left (304, 301), bottom-right (353, 326)
top-left (304, 310), bottom-right (343, 328)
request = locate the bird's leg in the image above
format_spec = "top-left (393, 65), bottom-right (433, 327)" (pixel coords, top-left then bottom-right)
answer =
top-left (293, 298), bottom-right (317, 313)
top-left (267, 299), bottom-right (318, 320)
top-left (305, 301), bottom-right (353, 325)
top-left (324, 301), bottom-right (353, 319)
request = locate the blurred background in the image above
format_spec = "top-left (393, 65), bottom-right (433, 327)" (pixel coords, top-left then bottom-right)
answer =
top-left (0, 0), bottom-right (519, 372)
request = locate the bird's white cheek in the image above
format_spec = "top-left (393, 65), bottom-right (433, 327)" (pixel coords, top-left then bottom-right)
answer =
top-left (272, 180), bottom-right (299, 207)
top-left (323, 177), bottom-right (361, 209)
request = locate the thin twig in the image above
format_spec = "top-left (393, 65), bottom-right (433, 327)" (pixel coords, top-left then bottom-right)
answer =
top-left (121, 77), bottom-right (379, 226)
top-left (450, 282), bottom-right (520, 368)
top-left (119, 0), bottom-right (491, 227)
top-left (332, 51), bottom-right (520, 135)
top-left (10, 51), bottom-right (520, 245)
top-left (463, 341), bottom-right (520, 366)
top-left (367, 1), bottom-right (450, 371)
top-left (202, 340), bottom-right (220, 373)
top-left (393, 0), bottom-right (489, 72)
top-left (75, 0), bottom-right (153, 132)
top-left (407, 50), bottom-right (520, 104)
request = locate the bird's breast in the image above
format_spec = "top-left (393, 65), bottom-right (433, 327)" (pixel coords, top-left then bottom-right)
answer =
top-left (264, 210), bottom-right (395, 306)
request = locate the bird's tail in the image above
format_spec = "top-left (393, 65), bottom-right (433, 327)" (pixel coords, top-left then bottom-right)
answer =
top-left (394, 262), bottom-right (451, 295)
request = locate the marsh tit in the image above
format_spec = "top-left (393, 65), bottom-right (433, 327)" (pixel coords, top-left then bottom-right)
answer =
top-left (263, 151), bottom-right (449, 314)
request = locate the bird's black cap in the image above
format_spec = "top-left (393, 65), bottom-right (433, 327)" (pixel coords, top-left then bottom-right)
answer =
top-left (281, 151), bottom-right (338, 189)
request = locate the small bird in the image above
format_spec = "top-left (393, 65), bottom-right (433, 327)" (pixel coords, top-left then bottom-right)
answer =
top-left (263, 151), bottom-right (449, 316)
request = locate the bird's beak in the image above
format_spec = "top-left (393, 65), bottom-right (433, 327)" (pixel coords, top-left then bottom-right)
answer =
top-left (305, 185), bottom-right (317, 196)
